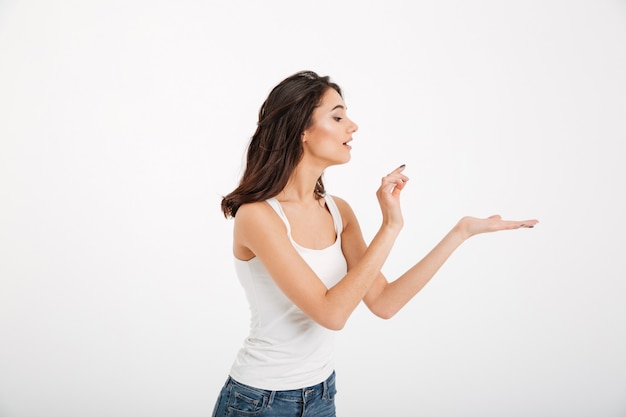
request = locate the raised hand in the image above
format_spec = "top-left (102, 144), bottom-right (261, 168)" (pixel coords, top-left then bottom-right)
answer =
top-left (376, 164), bottom-right (409, 229)
top-left (456, 214), bottom-right (539, 241)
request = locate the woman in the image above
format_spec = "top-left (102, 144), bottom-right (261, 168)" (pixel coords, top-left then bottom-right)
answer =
top-left (213, 70), bottom-right (537, 417)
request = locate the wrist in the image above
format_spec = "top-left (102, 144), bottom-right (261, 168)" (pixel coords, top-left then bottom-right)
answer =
top-left (451, 220), bottom-right (470, 243)
top-left (381, 219), bottom-right (403, 234)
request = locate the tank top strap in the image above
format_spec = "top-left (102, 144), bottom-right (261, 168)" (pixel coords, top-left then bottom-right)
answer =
top-left (266, 196), bottom-right (343, 236)
top-left (265, 198), bottom-right (292, 234)
top-left (323, 195), bottom-right (344, 235)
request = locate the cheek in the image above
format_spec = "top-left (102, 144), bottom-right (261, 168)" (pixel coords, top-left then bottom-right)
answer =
top-left (313, 121), bottom-right (337, 139)
top-left (304, 120), bottom-right (341, 149)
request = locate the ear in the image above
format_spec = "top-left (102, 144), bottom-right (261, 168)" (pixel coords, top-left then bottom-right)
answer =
top-left (301, 131), bottom-right (307, 143)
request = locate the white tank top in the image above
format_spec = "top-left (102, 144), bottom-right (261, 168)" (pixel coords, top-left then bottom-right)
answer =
top-left (229, 195), bottom-right (347, 390)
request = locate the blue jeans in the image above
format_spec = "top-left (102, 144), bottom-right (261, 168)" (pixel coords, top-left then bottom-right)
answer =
top-left (211, 371), bottom-right (337, 417)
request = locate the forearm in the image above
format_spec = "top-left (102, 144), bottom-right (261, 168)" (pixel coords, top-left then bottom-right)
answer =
top-left (370, 223), bottom-right (466, 319)
top-left (325, 224), bottom-right (401, 328)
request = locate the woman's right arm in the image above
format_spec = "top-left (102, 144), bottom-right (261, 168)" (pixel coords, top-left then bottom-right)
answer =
top-left (234, 166), bottom-right (409, 331)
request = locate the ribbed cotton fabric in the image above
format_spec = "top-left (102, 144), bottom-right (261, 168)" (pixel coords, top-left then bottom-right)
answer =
top-left (229, 195), bottom-right (347, 390)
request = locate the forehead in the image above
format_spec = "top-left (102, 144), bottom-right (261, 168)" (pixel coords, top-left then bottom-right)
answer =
top-left (316, 88), bottom-right (345, 111)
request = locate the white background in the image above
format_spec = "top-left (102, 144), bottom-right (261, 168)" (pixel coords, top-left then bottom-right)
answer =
top-left (1, 1), bottom-right (625, 416)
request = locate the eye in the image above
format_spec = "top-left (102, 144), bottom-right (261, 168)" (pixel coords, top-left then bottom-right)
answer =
top-left (333, 117), bottom-right (343, 122)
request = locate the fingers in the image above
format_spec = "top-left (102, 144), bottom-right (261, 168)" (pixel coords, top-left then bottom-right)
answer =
top-left (518, 219), bottom-right (539, 228)
top-left (390, 164), bottom-right (406, 174)
top-left (500, 218), bottom-right (539, 230)
top-left (381, 164), bottom-right (409, 194)
top-left (485, 214), bottom-right (538, 228)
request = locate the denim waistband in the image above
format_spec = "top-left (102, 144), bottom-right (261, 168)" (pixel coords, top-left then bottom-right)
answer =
top-left (226, 371), bottom-right (335, 403)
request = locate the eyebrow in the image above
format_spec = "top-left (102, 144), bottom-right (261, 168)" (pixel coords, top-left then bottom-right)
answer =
top-left (331, 104), bottom-right (346, 111)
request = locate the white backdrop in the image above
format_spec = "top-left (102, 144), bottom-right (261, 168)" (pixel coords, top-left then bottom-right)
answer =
top-left (1, 1), bottom-right (625, 416)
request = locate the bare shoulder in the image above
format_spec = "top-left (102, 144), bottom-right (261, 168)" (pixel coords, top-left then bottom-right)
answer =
top-left (327, 194), bottom-right (358, 228)
top-left (328, 194), bottom-right (348, 207)
top-left (235, 201), bottom-right (283, 231)
top-left (233, 201), bottom-right (288, 259)
top-left (235, 200), bottom-right (271, 219)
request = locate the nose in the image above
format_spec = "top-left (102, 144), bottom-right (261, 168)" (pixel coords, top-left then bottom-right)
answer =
top-left (348, 118), bottom-right (358, 133)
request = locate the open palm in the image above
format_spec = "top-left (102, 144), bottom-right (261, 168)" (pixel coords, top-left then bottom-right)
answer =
top-left (457, 214), bottom-right (539, 240)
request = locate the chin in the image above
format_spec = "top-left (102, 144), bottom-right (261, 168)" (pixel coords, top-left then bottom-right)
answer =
top-left (337, 155), bottom-right (351, 165)
top-left (322, 151), bottom-right (351, 167)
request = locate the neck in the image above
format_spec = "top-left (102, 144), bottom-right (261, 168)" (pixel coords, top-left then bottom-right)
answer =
top-left (278, 163), bottom-right (324, 204)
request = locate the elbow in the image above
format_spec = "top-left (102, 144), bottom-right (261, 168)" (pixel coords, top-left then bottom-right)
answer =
top-left (370, 304), bottom-right (398, 320)
top-left (316, 310), bottom-right (348, 331)
top-left (375, 311), bottom-right (395, 321)
top-left (321, 316), bottom-right (347, 331)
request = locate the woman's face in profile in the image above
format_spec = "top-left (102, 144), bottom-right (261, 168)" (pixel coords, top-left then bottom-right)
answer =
top-left (302, 88), bottom-right (358, 167)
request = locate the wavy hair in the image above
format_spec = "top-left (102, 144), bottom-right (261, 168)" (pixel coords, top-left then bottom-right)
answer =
top-left (221, 71), bottom-right (342, 218)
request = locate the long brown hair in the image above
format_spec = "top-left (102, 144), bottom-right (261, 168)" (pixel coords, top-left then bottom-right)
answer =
top-left (221, 71), bottom-right (342, 218)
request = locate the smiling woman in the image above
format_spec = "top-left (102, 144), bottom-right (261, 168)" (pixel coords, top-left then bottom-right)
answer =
top-left (212, 70), bottom-right (537, 417)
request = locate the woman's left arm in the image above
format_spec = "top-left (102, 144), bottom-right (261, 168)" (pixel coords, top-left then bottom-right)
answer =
top-left (337, 200), bottom-right (538, 319)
